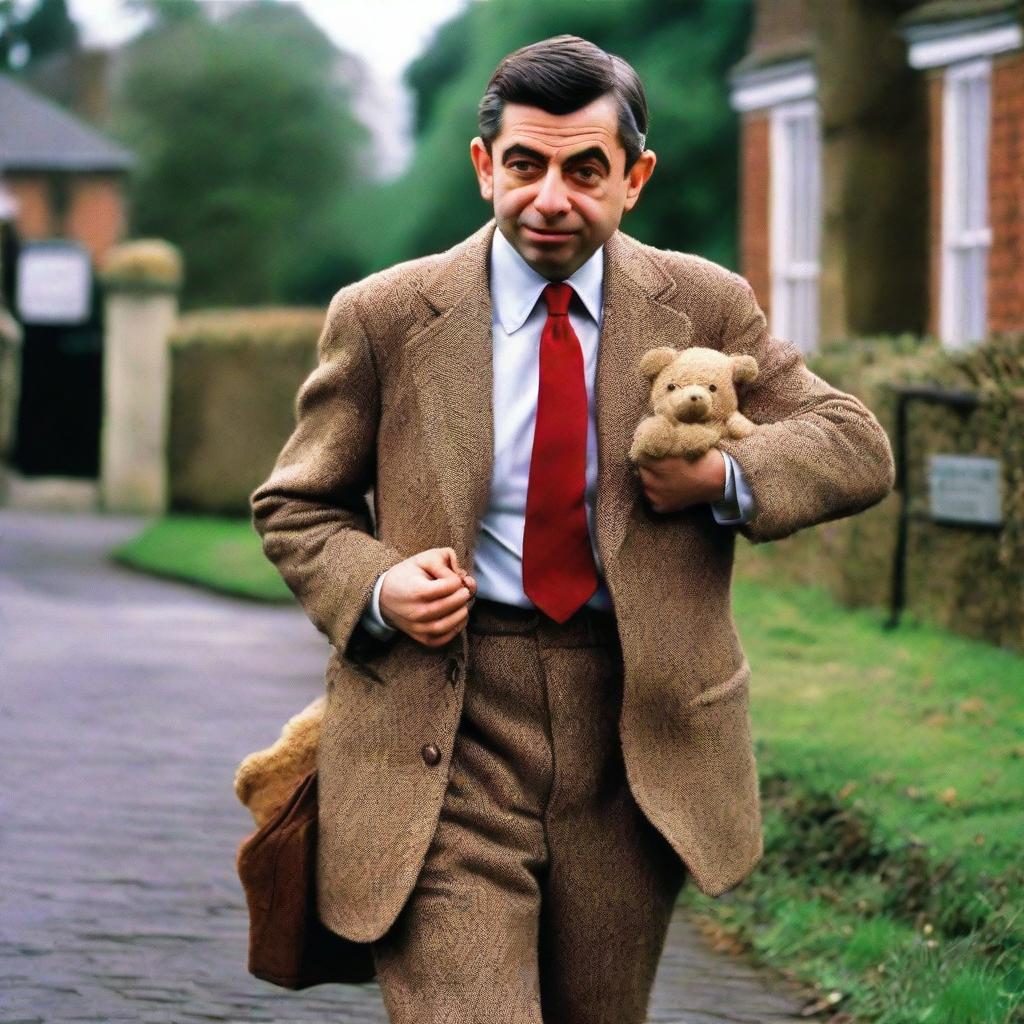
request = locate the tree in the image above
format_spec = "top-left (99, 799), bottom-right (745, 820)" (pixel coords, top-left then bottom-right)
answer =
top-left (0, 0), bottom-right (77, 71)
top-left (123, 0), bottom-right (204, 28)
top-left (109, 2), bottom-right (370, 307)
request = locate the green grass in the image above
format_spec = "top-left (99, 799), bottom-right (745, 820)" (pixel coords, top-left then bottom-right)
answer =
top-left (678, 544), bottom-right (1024, 1024)
top-left (113, 515), bottom-right (1024, 1021)
top-left (110, 514), bottom-right (292, 602)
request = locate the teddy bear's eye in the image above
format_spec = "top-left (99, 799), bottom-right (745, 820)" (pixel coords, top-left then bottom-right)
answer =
top-left (709, 384), bottom-right (717, 392)
top-left (667, 383), bottom-right (676, 391)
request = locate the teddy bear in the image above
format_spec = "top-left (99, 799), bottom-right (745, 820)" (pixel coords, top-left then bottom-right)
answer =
top-left (234, 694), bottom-right (324, 828)
top-left (628, 345), bottom-right (759, 464)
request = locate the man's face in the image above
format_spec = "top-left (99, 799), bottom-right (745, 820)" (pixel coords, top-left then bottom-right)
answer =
top-left (470, 93), bottom-right (656, 280)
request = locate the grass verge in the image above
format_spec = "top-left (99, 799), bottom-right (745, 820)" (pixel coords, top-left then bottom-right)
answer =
top-left (677, 543), bottom-right (1024, 1024)
top-left (110, 514), bottom-right (292, 602)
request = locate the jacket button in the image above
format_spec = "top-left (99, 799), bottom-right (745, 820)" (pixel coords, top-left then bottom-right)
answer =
top-left (446, 656), bottom-right (461, 685)
top-left (421, 743), bottom-right (442, 766)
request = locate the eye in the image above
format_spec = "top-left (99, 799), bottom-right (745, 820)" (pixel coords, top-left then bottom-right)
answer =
top-left (575, 166), bottom-right (599, 181)
top-left (666, 383), bottom-right (676, 391)
top-left (709, 384), bottom-right (717, 392)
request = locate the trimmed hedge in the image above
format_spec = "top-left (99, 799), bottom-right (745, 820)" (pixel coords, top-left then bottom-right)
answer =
top-left (167, 308), bottom-right (323, 515)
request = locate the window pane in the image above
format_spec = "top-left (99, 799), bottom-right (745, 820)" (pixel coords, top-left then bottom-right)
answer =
top-left (969, 245), bottom-right (987, 342)
top-left (956, 78), bottom-right (970, 235)
top-left (967, 77), bottom-right (980, 230)
top-left (787, 117), bottom-right (800, 263)
top-left (771, 102), bottom-right (821, 351)
top-left (942, 63), bottom-right (991, 348)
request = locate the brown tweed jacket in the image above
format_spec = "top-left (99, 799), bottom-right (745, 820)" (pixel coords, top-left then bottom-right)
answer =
top-left (250, 219), bottom-right (895, 943)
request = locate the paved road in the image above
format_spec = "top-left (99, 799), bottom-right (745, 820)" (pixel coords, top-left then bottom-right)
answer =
top-left (0, 510), bottom-right (809, 1023)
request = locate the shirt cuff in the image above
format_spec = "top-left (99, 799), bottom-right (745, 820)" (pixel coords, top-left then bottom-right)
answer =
top-left (359, 569), bottom-right (398, 640)
top-left (710, 451), bottom-right (755, 525)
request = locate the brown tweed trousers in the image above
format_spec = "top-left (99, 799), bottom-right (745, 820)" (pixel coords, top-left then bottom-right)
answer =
top-left (370, 597), bottom-right (686, 1022)
top-left (249, 218), bottom-right (896, 948)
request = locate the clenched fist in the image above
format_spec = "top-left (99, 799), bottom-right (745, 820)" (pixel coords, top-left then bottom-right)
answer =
top-left (378, 547), bottom-right (478, 648)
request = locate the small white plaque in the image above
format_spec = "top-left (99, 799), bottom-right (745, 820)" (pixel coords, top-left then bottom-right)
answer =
top-left (15, 241), bottom-right (92, 325)
top-left (928, 454), bottom-right (1003, 526)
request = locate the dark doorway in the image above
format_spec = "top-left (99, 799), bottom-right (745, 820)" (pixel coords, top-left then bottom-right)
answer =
top-left (10, 238), bottom-right (104, 478)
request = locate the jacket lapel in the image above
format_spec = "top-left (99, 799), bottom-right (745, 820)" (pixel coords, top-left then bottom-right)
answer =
top-left (406, 221), bottom-right (696, 578)
top-left (595, 231), bottom-right (695, 567)
top-left (406, 222), bottom-right (496, 567)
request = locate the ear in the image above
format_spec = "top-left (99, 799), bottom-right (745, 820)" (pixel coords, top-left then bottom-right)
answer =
top-left (623, 150), bottom-right (656, 213)
top-left (638, 346), bottom-right (678, 380)
top-left (470, 136), bottom-right (494, 202)
top-left (731, 353), bottom-right (758, 385)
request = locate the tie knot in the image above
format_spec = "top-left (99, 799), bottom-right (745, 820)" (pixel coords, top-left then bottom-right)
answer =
top-left (542, 282), bottom-right (574, 317)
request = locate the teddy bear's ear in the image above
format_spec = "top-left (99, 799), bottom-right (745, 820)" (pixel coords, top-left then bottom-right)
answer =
top-left (731, 353), bottom-right (759, 385)
top-left (638, 347), bottom-right (679, 381)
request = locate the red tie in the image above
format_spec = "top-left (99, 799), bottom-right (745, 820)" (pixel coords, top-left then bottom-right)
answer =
top-left (522, 282), bottom-right (599, 623)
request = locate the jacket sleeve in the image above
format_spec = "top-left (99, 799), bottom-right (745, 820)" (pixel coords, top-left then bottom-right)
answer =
top-left (249, 285), bottom-right (408, 668)
top-left (715, 275), bottom-right (895, 544)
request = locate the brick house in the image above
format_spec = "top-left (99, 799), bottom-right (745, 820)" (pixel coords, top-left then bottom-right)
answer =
top-left (728, 0), bottom-right (1023, 353)
top-left (0, 72), bottom-right (135, 274)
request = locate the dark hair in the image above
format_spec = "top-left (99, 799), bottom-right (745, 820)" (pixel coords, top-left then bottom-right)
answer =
top-left (478, 35), bottom-right (649, 173)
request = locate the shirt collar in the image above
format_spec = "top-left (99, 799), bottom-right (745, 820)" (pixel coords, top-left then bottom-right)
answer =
top-left (489, 226), bottom-right (604, 335)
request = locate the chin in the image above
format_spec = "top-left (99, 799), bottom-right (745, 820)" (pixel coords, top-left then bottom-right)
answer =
top-left (519, 242), bottom-right (580, 277)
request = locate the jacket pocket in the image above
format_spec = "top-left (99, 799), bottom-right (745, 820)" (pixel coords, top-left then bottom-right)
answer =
top-left (683, 658), bottom-right (751, 713)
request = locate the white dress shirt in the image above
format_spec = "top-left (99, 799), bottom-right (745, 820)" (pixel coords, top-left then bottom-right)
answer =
top-left (360, 228), bottom-right (754, 639)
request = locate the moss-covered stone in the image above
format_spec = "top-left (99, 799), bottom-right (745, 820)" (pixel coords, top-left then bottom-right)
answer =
top-left (99, 238), bottom-right (184, 292)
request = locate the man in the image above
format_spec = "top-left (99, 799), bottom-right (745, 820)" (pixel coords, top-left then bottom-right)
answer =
top-left (250, 35), bottom-right (895, 1023)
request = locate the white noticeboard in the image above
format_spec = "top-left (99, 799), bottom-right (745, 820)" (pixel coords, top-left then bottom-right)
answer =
top-left (15, 241), bottom-right (92, 325)
top-left (928, 454), bottom-right (1003, 526)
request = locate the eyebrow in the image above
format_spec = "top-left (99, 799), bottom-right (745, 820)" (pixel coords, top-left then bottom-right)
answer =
top-left (501, 143), bottom-right (611, 174)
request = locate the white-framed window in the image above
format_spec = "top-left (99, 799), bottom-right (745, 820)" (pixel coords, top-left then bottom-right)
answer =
top-left (940, 57), bottom-right (992, 349)
top-left (769, 98), bottom-right (822, 354)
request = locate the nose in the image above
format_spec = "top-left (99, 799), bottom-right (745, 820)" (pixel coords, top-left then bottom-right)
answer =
top-left (533, 166), bottom-right (572, 219)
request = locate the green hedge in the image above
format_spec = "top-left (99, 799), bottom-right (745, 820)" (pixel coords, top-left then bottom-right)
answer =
top-left (745, 331), bottom-right (1024, 654)
top-left (167, 308), bottom-right (323, 515)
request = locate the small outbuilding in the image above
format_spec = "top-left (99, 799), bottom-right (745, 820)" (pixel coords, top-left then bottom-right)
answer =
top-left (0, 72), bottom-right (136, 486)
top-left (0, 71), bottom-right (135, 271)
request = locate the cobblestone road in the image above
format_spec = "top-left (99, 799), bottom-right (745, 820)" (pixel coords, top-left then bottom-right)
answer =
top-left (1, 510), bottom-right (810, 1023)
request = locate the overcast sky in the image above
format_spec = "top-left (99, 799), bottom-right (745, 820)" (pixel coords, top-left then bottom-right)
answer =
top-left (64, 0), bottom-right (472, 176)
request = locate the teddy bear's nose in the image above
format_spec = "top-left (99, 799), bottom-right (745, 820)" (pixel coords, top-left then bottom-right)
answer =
top-left (675, 388), bottom-right (711, 423)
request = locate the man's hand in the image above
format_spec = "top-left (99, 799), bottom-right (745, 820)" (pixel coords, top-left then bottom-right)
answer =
top-left (636, 447), bottom-right (727, 514)
top-left (379, 547), bottom-right (478, 648)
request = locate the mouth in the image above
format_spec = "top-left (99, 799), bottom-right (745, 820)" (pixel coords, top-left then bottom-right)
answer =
top-left (521, 225), bottom-right (578, 243)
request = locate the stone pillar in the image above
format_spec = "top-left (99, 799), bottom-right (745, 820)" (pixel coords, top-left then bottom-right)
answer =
top-left (98, 239), bottom-right (183, 514)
